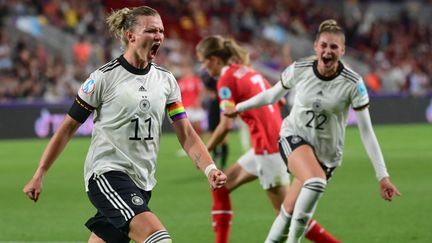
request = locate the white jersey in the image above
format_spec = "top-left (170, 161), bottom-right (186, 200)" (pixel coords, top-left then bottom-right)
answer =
top-left (280, 60), bottom-right (369, 168)
top-left (77, 56), bottom-right (183, 191)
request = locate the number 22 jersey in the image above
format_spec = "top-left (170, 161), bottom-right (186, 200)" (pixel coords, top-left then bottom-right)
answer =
top-left (280, 60), bottom-right (369, 168)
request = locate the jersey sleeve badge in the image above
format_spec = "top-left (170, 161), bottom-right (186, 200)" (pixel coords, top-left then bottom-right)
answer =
top-left (81, 78), bottom-right (96, 95)
top-left (357, 81), bottom-right (367, 97)
top-left (219, 86), bottom-right (232, 99)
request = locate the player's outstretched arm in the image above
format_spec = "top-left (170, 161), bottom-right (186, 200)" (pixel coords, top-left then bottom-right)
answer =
top-left (23, 115), bottom-right (81, 202)
top-left (356, 108), bottom-right (401, 201)
top-left (172, 119), bottom-right (227, 189)
top-left (234, 81), bottom-right (287, 113)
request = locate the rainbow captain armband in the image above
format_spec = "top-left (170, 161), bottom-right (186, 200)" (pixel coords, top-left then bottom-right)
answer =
top-left (167, 102), bottom-right (187, 122)
top-left (219, 100), bottom-right (235, 112)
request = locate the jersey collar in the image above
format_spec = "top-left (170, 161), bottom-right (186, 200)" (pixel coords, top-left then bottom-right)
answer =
top-left (312, 60), bottom-right (344, 81)
top-left (118, 55), bottom-right (152, 75)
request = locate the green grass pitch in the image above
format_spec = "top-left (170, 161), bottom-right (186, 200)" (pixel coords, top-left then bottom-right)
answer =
top-left (0, 124), bottom-right (431, 242)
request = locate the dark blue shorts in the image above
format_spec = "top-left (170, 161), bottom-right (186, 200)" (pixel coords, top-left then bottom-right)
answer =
top-left (85, 171), bottom-right (152, 243)
top-left (278, 135), bottom-right (336, 180)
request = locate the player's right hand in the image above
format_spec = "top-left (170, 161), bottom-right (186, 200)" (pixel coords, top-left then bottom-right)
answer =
top-left (223, 106), bottom-right (238, 118)
top-left (208, 169), bottom-right (227, 189)
top-left (23, 177), bottom-right (43, 202)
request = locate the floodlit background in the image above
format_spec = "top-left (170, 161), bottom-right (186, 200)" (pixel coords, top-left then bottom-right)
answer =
top-left (0, 0), bottom-right (431, 242)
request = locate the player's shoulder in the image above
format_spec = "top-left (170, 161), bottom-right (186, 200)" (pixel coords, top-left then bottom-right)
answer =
top-left (151, 63), bottom-right (173, 76)
top-left (340, 62), bottom-right (362, 84)
top-left (294, 57), bottom-right (315, 69)
top-left (97, 58), bottom-right (121, 74)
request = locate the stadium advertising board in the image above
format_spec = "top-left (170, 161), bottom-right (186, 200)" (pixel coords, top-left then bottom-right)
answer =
top-left (0, 101), bottom-right (93, 139)
top-left (0, 97), bottom-right (431, 139)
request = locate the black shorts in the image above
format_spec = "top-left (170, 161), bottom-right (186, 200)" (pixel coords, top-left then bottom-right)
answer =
top-left (278, 135), bottom-right (336, 180)
top-left (85, 171), bottom-right (152, 243)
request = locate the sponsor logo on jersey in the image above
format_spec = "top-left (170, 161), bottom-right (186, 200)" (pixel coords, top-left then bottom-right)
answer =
top-left (81, 79), bottom-right (95, 94)
top-left (357, 82), bottom-right (367, 96)
top-left (131, 195), bottom-right (144, 206)
top-left (139, 98), bottom-right (151, 112)
top-left (219, 86), bottom-right (232, 99)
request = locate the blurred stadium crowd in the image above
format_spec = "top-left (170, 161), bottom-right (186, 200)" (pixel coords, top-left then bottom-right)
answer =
top-left (0, 0), bottom-right (431, 102)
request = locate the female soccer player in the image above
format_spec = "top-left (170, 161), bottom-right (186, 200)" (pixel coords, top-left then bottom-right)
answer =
top-left (225, 19), bottom-right (401, 243)
top-left (196, 35), bottom-right (340, 243)
top-left (23, 6), bottom-right (226, 243)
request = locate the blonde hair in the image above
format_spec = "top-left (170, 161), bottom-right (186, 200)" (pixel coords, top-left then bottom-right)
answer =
top-left (316, 19), bottom-right (345, 44)
top-left (106, 6), bottom-right (159, 47)
top-left (196, 35), bottom-right (250, 66)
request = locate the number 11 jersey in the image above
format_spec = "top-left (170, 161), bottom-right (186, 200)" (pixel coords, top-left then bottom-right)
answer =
top-left (75, 56), bottom-right (183, 191)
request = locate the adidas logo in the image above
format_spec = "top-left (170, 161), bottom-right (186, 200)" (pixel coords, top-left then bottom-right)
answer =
top-left (317, 90), bottom-right (323, 96)
top-left (139, 86), bottom-right (146, 92)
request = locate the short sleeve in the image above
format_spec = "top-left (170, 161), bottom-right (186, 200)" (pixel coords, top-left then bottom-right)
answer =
top-left (351, 78), bottom-right (370, 110)
top-left (280, 63), bottom-right (296, 89)
top-left (77, 71), bottom-right (104, 108)
top-left (166, 74), bottom-right (182, 104)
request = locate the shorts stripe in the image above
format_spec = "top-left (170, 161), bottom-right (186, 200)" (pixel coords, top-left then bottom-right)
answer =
top-left (144, 230), bottom-right (171, 243)
top-left (95, 177), bottom-right (131, 220)
top-left (280, 137), bottom-right (291, 156)
top-left (95, 174), bottom-right (135, 221)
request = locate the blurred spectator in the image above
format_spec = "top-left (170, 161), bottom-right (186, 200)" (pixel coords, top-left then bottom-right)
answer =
top-left (73, 35), bottom-right (92, 65)
top-left (0, 29), bottom-right (12, 70)
top-left (177, 62), bottom-right (205, 136)
top-left (407, 63), bottom-right (431, 97)
top-left (0, 0), bottom-right (431, 103)
top-left (364, 66), bottom-right (382, 94)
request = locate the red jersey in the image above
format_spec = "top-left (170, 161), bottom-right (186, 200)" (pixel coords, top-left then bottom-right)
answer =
top-left (217, 64), bottom-right (282, 154)
top-left (178, 75), bottom-right (202, 108)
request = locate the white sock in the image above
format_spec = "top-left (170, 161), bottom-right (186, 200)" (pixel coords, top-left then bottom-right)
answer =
top-left (264, 205), bottom-right (291, 243)
top-left (287, 177), bottom-right (326, 243)
top-left (143, 230), bottom-right (172, 243)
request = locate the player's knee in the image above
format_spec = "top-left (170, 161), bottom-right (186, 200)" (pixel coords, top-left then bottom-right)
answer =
top-left (303, 177), bottom-right (327, 193)
top-left (143, 230), bottom-right (171, 243)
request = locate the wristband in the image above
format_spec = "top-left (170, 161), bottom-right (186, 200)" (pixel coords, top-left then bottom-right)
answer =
top-left (204, 163), bottom-right (218, 178)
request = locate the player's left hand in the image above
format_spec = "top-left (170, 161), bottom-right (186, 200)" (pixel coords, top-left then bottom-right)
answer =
top-left (208, 169), bottom-right (227, 189)
top-left (379, 177), bottom-right (401, 201)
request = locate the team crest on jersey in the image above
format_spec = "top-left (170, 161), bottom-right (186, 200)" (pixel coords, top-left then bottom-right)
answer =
top-left (219, 87), bottom-right (232, 99)
top-left (139, 98), bottom-right (151, 112)
top-left (81, 79), bottom-right (95, 94)
top-left (291, 136), bottom-right (301, 144)
top-left (131, 195), bottom-right (144, 205)
top-left (312, 99), bottom-right (323, 112)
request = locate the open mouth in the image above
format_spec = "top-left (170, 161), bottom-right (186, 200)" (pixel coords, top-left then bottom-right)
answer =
top-left (322, 56), bottom-right (333, 65)
top-left (150, 43), bottom-right (161, 56)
